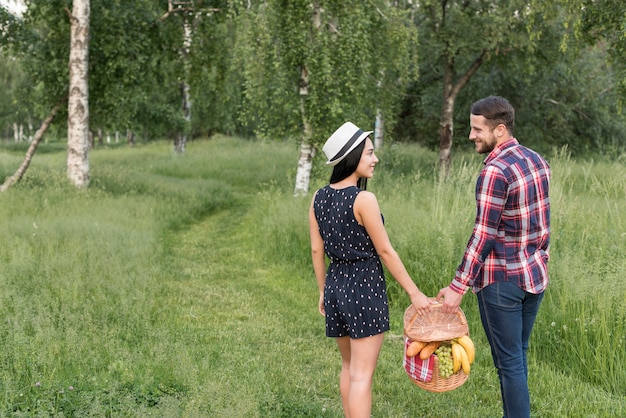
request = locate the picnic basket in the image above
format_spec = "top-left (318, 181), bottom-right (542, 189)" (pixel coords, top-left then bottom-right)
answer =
top-left (403, 301), bottom-right (470, 392)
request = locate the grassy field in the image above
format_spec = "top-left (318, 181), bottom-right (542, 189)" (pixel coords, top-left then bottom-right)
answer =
top-left (0, 137), bottom-right (624, 417)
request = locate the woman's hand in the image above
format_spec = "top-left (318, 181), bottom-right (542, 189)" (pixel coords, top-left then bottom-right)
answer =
top-left (409, 291), bottom-right (433, 316)
top-left (318, 293), bottom-right (325, 316)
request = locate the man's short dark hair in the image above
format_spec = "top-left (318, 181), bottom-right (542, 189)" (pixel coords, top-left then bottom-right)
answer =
top-left (471, 96), bottom-right (515, 133)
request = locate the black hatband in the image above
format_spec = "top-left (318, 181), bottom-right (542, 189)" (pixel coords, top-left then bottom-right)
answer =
top-left (330, 129), bottom-right (363, 163)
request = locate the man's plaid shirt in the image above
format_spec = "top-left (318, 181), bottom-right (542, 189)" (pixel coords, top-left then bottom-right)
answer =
top-left (451, 139), bottom-right (551, 295)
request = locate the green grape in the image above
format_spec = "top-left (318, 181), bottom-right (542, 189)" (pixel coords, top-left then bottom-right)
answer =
top-left (435, 342), bottom-right (454, 378)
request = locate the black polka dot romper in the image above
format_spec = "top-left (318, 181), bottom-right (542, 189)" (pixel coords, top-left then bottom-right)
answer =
top-left (313, 185), bottom-right (390, 339)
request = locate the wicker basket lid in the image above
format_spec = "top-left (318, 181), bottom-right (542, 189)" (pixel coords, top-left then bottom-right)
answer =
top-left (403, 301), bottom-right (469, 342)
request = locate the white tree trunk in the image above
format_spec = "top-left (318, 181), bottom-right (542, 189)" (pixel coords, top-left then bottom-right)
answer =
top-left (175, 19), bottom-right (193, 154)
top-left (292, 5), bottom-right (322, 197)
top-left (1, 102), bottom-right (62, 192)
top-left (294, 67), bottom-right (314, 197)
top-left (294, 141), bottom-right (314, 197)
top-left (28, 117), bottom-right (33, 142)
top-left (67, 0), bottom-right (90, 188)
top-left (374, 110), bottom-right (383, 150)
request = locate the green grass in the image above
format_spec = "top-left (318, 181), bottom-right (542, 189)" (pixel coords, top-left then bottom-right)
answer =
top-left (0, 137), bottom-right (624, 417)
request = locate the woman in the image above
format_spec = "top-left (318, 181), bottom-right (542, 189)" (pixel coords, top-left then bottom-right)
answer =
top-left (309, 121), bottom-right (432, 418)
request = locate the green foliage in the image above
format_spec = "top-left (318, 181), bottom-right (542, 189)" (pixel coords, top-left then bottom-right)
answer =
top-left (2, 0), bottom-right (187, 139)
top-left (395, 0), bottom-right (536, 146)
top-left (457, 42), bottom-right (626, 156)
top-left (1, 0), bottom-right (624, 157)
top-left (190, 2), bottom-right (242, 137)
top-left (580, 0), bottom-right (626, 106)
top-left (0, 50), bottom-right (31, 137)
top-left (395, 0), bottom-right (626, 157)
top-left (88, 0), bottom-right (181, 134)
top-left (10, 0), bottom-right (70, 110)
top-left (233, 0), bottom-right (418, 152)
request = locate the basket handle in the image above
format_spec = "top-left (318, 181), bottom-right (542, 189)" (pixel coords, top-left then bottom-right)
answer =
top-left (406, 300), bottom-right (468, 331)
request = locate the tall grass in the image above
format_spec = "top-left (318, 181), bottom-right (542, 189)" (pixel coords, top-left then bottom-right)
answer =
top-left (535, 148), bottom-right (626, 396)
top-left (0, 138), bottom-right (624, 416)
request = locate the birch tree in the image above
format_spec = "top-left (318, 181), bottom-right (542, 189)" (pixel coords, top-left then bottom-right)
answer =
top-left (66, 0), bottom-right (90, 188)
top-left (158, 1), bottom-right (224, 153)
top-left (235, 0), bottom-right (417, 196)
top-left (159, 1), bottom-right (199, 154)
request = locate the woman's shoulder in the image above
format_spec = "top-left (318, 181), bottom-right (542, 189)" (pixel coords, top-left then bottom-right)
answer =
top-left (356, 189), bottom-right (376, 200)
top-left (354, 190), bottom-right (379, 209)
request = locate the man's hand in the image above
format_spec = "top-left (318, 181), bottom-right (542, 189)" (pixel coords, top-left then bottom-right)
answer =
top-left (436, 286), bottom-right (464, 314)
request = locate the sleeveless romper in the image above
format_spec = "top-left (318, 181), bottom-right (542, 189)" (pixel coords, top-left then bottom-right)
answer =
top-left (313, 185), bottom-right (390, 339)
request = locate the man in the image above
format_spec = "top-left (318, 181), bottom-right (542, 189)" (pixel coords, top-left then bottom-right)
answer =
top-left (437, 96), bottom-right (550, 418)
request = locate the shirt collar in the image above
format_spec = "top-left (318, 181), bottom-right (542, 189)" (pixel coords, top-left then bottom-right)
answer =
top-left (484, 138), bottom-right (519, 165)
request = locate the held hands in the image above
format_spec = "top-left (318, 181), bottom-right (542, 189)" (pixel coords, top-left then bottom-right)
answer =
top-left (436, 286), bottom-right (464, 314)
top-left (410, 291), bottom-right (434, 316)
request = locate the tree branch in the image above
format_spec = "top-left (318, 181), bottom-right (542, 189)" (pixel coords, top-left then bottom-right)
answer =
top-left (449, 49), bottom-right (487, 98)
top-left (64, 7), bottom-right (78, 23)
top-left (0, 99), bottom-right (65, 192)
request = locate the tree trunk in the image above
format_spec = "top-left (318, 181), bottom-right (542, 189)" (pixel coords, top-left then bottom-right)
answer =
top-left (293, 4), bottom-right (322, 197)
top-left (293, 67), bottom-right (313, 197)
top-left (437, 50), bottom-right (487, 179)
top-left (28, 118), bottom-right (33, 142)
top-left (438, 91), bottom-right (455, 179)
top-left (293, 138), bottom-right (314, 197)
top-left (175, 78), bottom-right (191, 154)
top-left (66, 0), bottom-right (90, 188)
top-left (159, 1), bottom-right (218, 154)
top-left (175, 19), bottom-right (193, 154)
top-left (1, 101), bottom-right (63, 192)
top-left (374, 109), bottom-right (384, 150)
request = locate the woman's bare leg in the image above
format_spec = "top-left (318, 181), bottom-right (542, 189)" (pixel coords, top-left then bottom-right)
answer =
top-left (336, 334), bottom-right (385, 418)
top-left (336, 336), bottom-right (352, 417)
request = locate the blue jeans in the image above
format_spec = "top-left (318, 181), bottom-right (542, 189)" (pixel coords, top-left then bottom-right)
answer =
top-left (477, 282), bottom-right (544, 418)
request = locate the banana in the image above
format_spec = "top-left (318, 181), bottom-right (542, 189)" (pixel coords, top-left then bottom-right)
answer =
top-left (451, 342), bottom-right (462, 373)
top-left (457, 343), bottom-right (471, 374)
top-left (456, 335), bottom-right (475, 364)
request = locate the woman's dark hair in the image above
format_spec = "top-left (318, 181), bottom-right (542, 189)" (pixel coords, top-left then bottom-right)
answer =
top-left (471, 96), bottom-right (515, 133)
top-left (329, 139), bottom-right (368, 189)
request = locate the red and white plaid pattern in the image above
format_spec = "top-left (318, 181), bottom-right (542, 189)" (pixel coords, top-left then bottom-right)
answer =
top-left (403, 337), bottom-right (434, 382)
top-left (451, 139), bottom-right (550, 295)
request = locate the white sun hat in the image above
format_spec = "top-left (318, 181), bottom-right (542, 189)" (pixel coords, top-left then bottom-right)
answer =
top-left (322, 122), bottom-right (373, 166)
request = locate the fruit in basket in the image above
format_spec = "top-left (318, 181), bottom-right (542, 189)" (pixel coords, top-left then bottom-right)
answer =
top-left (451, 342), bottom-right (463, 373)
top-left (419, 341), bottom-right (442, 360)
top-left (434, 343), bottom-right (454, 378)
top-left (455, 335), bottom-right (475, 364)
top-left (454, 342), bottom-right (471, 374)
top-left (406, 340), bottom-right (426, 358)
